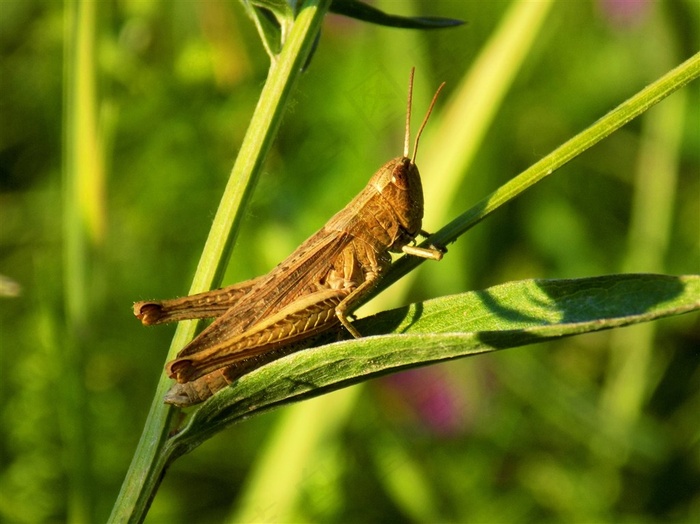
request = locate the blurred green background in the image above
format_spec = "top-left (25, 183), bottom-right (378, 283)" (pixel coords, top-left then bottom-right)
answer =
top-left (1, 0), bottom-right (699, 522)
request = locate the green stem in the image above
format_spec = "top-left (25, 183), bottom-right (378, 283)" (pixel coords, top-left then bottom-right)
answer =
top-left (377, 51), bottom-right (700, 296)
top-left (63, 1), bottom-right (102, 521)
top-left (108, 1), bottom-right (331, 522)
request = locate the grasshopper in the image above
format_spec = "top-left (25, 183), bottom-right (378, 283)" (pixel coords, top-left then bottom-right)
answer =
top-left (134, 69), bottom-right (445, 407)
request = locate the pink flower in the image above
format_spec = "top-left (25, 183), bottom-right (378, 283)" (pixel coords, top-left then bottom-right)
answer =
top-left (379, 367), bottom-right (472, 437)
top-left (597, 0), bottom-right (651, 28)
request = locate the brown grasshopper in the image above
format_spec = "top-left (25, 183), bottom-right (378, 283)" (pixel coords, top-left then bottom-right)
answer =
top-left (134, 69), bottom-right (445, 407)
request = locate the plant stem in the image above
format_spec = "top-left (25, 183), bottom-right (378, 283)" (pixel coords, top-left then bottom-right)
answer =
top-left (63, 0), bottom-right (103, 521)
top-left (377, 51), bottom-right (700, 296)
top-left (108, 1), bottom-right (331, 522)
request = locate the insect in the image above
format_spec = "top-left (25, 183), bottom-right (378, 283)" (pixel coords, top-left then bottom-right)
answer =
top-left (134, 69), bottom-right (445, 407)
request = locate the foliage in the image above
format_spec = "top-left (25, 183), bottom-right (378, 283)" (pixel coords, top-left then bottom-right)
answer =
top-left (0, 1), bottom-right (698, 523)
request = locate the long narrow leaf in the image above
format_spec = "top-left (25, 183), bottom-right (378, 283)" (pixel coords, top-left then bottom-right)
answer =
top-left (163, 273), bottom-right (700, 460)
top-left (330, 0), bottom-right (464, 29)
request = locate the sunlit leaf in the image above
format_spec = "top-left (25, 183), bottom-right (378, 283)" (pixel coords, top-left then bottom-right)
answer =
top-left (165, 273), bottom-right (700, 458)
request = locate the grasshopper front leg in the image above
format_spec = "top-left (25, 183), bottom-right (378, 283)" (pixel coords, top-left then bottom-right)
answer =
top-left (401, 230), bottom-right (445, 260)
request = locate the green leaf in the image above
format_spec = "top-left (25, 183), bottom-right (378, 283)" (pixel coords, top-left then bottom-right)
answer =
top-left (242, 0), bottom-right (296, 58)
top-left (245, 0), bottom-right (465, 65)
top-left (164, 273), bottom-right (699, 459)
top-left (251, 0), bottom-right (294, 16)
top-left (330, 0), bottom-right (464, 29)
top-left (375, 52), bottom-right (700, 297)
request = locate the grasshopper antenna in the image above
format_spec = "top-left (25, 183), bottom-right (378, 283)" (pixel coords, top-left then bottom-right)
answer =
top-left (411, 80), bottom-right (445, 165)
top-left (403, 67), bottom-right (415, 159)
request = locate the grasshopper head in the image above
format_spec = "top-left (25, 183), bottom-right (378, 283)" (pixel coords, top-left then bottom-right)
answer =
top-left (372, 156), bottom-right (424, 238)
top-left (372, 69), bottom-right (444, 245)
